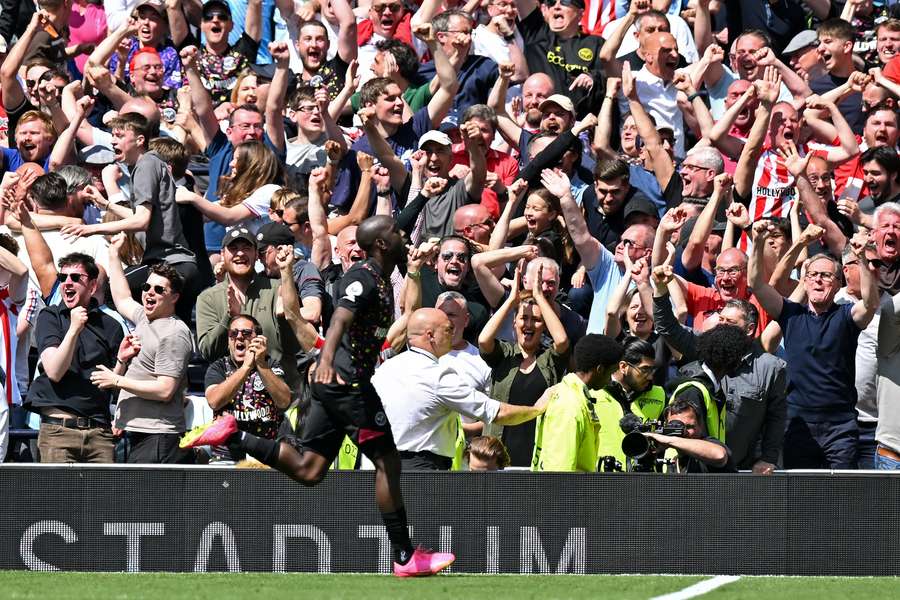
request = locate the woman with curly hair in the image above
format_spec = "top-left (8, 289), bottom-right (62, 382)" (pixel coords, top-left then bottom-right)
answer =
top-left (176, 140), bottom-right (284, 239)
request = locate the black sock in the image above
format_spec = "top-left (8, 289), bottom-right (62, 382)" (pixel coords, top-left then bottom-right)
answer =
top-left (235, 431), bottom-right (280, 466)
top-left (382, 506), bottom-right (414, 564)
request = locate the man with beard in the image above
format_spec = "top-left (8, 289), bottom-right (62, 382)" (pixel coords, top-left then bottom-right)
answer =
top-left (592, 337), bottom-right (667, 469)
top-left (1, 111), bottom-right (55, 173)
top-left (673, 312), bottom-right (788, 473)
top-left (843, 147), bottom-right (900, 230)
top-left (490, 67), bottom-right (575, 155)
top-left (514, 0), bottom-right (604, 116)
top-left (421, 236), bottom-right (490, 344)
top-left (196, 227), bottom-right (303, 388)
top-left (96, 237), bottom-right (193, 464)
top-left (828, 103), bottom-right (900, 204)
top-left (750, 222), bottom-right (879, 469)
top-left (184, 216), bottom-right (458, 577)
top-left (255, 221), bottom-right (326, 326)
top-left (166, 0), bottom-right (262, 107)
top-left (531, 334), bottom-right (625, 472)
top-left (283, 0), bottom-right (357, 99)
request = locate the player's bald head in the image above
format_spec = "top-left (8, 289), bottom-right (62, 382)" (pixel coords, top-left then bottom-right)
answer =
top-left (356, 215), bottom-right (395, 252)
top-left (407, 308), bottom-right (449, 338)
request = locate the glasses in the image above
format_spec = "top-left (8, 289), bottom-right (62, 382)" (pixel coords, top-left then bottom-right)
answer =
top-left (715, 266), bottom-right (745, 276)
top-left (57, 272), bottom-right (88, 284)
top-left (202, 11), bottom-right (231, 20)
top-left (628, 363), bottom-right (657, 375)
top-left (618, 239), bottom-right (647, 250)
top-left (141, 283), bottom-right (169, 294)
top-left (372, 2), bottom-right (403, 11)
top-left (228, 328), bottom-right (260, 339)
top-left (134, 64), bottom-right (164, 73)
top-left (681, 163), bottom-right (712, 172)
top-left (295, 105), bottom-right (321, 114)
top-left (440, 251), bottom-right (469, 262)
top-left (233, 122), bottom-right (264, 131)
top-left (806, 271), bottom-right (836, 281)
top-left (470, 218), bottom-right (495, 229)
top-left (25, 79), bottom-right (39, 89)
top-left (542, 0), bottom-right (578, 6)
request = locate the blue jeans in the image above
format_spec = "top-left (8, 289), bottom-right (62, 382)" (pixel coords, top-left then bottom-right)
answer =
top-left (875, 445), bottom-right (900, 470)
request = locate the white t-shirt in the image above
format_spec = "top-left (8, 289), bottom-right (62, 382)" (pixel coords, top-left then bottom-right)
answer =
top-left (602, 13), bottom-right (698, 63)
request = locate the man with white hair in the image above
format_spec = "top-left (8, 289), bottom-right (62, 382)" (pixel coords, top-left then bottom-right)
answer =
top-left (870, 203), bottom-right (900, 469)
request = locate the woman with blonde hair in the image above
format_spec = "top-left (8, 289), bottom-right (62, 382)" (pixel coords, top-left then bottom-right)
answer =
top-left (176, 140), bottom-right (284, 239)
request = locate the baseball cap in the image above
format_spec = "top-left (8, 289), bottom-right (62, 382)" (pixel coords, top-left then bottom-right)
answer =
top-left (202, 0), bottom-right (232, 17)
top-left (80, 145), bottom-right (116, 165)
top-left (539, 94), bottom-right (575, 115)
top-left (623, 195), bottom-right (660, 223)
top-left (222, 226), bottom-right (257, 249)
top-left (256, 222), bottom-right (295, 249)
top-left (418, 130), bottom-right (453, 149)
top-left (135, 0), bottom-right (166, 16)
top-left (782, 30), bottom-right (818, 56)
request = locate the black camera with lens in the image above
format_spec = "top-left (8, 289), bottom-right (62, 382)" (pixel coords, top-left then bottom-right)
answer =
top-left (619, 415), bottom-right (685, 472)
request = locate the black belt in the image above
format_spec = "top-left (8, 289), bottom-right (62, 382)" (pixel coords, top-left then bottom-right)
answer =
top-left (42, 416), bottom-right (111, 431)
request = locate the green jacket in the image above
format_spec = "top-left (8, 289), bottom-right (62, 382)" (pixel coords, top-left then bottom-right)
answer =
top-left (531, 373), bottom-right (602, 472)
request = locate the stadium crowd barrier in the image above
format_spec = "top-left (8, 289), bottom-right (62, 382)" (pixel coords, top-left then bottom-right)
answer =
top-left (1, 465), bottom-right (897, 576)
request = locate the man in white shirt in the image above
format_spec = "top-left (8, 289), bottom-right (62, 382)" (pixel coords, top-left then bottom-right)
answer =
top-left (620, 32), bottom-right (683, 158)
top-left (372, 307), bottom-right (549, 470)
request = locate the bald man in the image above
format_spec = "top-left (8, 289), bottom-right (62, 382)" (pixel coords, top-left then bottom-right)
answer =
top-left (372, 307), bottom-right (551, 471)
top-left (453, 204), bottom-right (495, 246)
top-left (626, 31), bottom-right (686, 157)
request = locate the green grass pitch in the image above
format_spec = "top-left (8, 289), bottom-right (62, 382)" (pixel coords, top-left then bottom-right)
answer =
top-left (0, 572), bottom-right (897, 599)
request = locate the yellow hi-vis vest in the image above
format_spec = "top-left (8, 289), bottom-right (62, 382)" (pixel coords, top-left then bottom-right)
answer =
top-left (670, 380), bottom-right (726, 442)
top-left (594, 385), bottom-right (668, 465)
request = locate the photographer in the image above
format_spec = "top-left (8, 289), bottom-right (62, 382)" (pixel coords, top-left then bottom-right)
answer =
top-left (644, 397), bottom-right (733, 473)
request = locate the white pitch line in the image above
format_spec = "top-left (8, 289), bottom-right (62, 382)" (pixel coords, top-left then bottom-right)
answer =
top-left (649, 575), bottom-right (742, 600)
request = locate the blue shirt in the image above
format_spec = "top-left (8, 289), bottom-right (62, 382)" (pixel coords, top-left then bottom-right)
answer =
top-left (627, 164), bottom-right (664, 216)
top-left (203, 129), bottom-right (279, 252)
top-left (586, 244), bottom-right (626, 334)
top-left (416, 55), bottom-right (498, 123)
top-left (777, 299), bottom-right (862, 421)
top-left (3, 148), bottom-right (51, 173)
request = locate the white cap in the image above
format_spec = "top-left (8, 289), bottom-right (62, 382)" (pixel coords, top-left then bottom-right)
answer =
top-left (539, 94), bottom-right (575, 115)
top-left (418, 130), bottom-right (453, 149)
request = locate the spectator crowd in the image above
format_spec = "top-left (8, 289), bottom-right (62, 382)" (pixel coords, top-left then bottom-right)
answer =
top-left (1, 0), bottom-right (900, 474)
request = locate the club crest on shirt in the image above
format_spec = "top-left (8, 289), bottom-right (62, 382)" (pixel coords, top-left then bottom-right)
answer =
top-left (342, 281), bottom-right (364, 302)
top-left (578, 47), bottom-right (594, 61)
top-left (375, 411), bottom-right (387, 426)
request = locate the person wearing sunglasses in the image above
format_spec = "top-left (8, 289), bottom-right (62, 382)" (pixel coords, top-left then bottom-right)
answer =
top-left (96, 235), bottom-right (194, 464)
top-left (200, 314), bottom-right (290, 463)
top-left (27, 253), bottom-right (128, 464)
top-left (103, 0), bottom-right (184, 92)
top-left (515, 0), bottom-right (604, 117)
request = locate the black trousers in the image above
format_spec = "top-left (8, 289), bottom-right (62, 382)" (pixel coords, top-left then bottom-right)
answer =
top-left (126, 432), bottom-right (194, 464)
top-left (399, 450), bottom-right (452, 471)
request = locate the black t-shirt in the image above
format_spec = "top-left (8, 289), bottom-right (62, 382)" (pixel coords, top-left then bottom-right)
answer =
top-left (504, 366), bottom-right (547, 466)
top-left (517, 8), bottom-right (605, 116)
top-left (26, 302), bottom-right (125, 422)
top-left (678, 437), bottom-right (736, 473)
top-left (420, 267), bottom-right (489, 344)
top-left (332, 259), bottom-right (394, 381)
